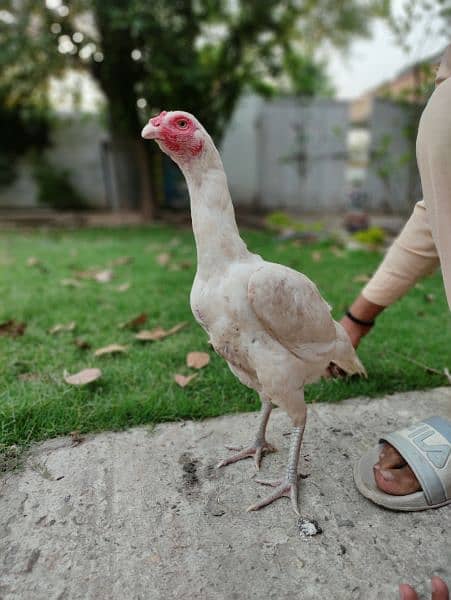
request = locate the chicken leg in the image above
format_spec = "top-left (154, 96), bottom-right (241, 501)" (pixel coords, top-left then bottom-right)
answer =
top-left (247, 423), bottom-right (305, 515)
top-left (217, 397), bottom-right (277, 470)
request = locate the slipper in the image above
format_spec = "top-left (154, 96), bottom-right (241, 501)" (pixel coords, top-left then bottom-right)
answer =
top-left (354, 416), bottom-right (451, 511)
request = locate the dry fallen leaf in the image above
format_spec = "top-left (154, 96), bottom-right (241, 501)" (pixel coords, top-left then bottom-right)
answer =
top-left (26, 256), bottom-right (41, 267)
top-left (174, 373), bottom-right (197, 387)
top-left (353, 274), bottom-right (371, 283)
top-left (26, 256), bottom-right (48, 273)
top-left (331, 246), bottom-right (345, 258)
top-left (94, 344), bottom-right (128, 357)
top-left (156, 253), bottom-right (171, 267)
top-left (64, 368), bottom-right (102, 386)
top-left (135, 322), bottom-right (186, 342)
top-left (61, 278), bottom-right (83, 288)
top-left (49, 321), bottom-right (76, 334)
top-left (74, 338), bottom-right (91, 350)
top-left (0, 319), bottom-right (26, 337)
top-left (115, 282), bottom-right (131, 292)
top-left (186, 352), bottom-right (210, 369)
top-left (94, 269), bottom-right (113, 283)
top-left (135, 327), bottom-right (168, 341)
top-left (119, 313), bottom-right (148, 329)
top-left (311, 251), bottom-right (322, 262)
top-left (110, 256), bottom-right (133, 266)
top-left (18, 372), bottom-right (40, 382)
top-left (69, 431), bottom-right (85, 446)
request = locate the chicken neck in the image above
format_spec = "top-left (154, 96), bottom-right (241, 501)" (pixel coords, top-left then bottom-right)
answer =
top-left (181, 151), bottom-right (250, 277)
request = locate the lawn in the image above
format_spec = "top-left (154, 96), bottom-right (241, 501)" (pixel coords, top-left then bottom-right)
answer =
top-left (1, 225), bottom-right (450, 454)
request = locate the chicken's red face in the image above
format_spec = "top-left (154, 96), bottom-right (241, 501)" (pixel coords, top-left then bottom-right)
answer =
top-left (141, 111), bottom-right (204, 162)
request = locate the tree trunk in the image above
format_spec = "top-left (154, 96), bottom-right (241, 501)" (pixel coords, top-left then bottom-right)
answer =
top-left (108, 134), bottom-right (155, 220)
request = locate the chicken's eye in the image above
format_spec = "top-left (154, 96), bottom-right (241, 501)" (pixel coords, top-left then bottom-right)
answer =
top-left (177, 119), bottom-right (188, 129)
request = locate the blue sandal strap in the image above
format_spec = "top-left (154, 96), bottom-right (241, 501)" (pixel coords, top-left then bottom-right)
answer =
top-left (380, 416), bottom-right (451, 506)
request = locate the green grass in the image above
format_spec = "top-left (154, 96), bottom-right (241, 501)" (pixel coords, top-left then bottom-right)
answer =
top-left (1, 225), bottom-right (450, 453)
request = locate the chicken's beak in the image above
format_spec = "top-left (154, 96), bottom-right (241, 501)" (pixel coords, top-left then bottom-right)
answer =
top-left (141, 123), bottom-right (159, 140)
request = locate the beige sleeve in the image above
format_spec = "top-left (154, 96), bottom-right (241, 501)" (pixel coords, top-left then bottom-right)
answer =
top-left (363, 53), bottom-right (451, 310)
top-left (362, 200), bottom-right (440, 307)
top-left (416, 76), bottom-right (451, 310)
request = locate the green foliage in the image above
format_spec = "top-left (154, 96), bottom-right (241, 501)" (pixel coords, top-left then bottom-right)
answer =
top-left (352, 226), bottom-right (386, 247)
top-left (282, 50), bottom-right (335, 97)
top-left (0, 90), bottom-right (50, 186)
top-left (31, 158), bottom-right (88, 211)
top-left (265, 211), bottom-right (324, 233)
top-left (0, 0), bottom-right (390, 142)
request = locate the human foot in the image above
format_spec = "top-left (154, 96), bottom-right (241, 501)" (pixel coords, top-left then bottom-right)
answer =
top-left (374, 442), bottom-right (421, 495)
top-left (399, 576), bottom-right (449, 600)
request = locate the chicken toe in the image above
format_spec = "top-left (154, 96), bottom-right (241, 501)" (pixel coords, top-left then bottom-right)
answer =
top-left (217, 440), bottom-right (277, 470)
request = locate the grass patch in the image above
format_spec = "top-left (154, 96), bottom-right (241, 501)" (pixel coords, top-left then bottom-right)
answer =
top-left (1, 225), bottom-right (450, 452)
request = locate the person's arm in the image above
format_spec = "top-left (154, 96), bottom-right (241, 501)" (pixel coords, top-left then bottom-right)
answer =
top-left (342, 200), bottom-right (439, 347)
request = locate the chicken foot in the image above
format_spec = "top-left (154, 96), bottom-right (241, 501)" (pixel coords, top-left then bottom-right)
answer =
top-left (247, 423), bottom-right (305, 515)
top-left (217, 398), bottom-right (277, 470)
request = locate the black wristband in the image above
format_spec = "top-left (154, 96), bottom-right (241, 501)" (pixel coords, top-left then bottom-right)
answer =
top-left (345, 310), bottom-right (375, 328)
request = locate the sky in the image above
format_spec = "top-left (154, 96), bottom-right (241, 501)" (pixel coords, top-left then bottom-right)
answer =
top-left (326, 0), bottom-right (449, 99)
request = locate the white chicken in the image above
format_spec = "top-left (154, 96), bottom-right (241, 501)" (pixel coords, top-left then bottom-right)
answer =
top-left (142, 111), bottom-right (366, 514)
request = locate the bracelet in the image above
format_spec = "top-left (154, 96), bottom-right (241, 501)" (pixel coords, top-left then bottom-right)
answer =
top-left (345, 310), bottom-right (375, 328)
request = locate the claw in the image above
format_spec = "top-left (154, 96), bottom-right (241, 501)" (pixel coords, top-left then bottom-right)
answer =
top-left (247, 478), bottom-right (300, 515)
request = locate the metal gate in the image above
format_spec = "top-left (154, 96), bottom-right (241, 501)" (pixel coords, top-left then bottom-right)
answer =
top-left (256, 98), bottom-right (349, 212)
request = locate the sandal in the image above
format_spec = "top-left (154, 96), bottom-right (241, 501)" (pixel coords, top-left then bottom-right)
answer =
top-left (354, 416), bottom-right (451, 511)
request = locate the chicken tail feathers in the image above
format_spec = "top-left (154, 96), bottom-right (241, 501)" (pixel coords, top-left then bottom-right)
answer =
top-left (329, 322), bottom-right (367, 378)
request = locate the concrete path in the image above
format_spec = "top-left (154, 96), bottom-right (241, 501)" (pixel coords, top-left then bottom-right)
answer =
top-left (1, 388), bottom-right (450, 600)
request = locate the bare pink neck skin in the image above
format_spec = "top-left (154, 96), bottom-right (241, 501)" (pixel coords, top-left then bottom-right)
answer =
top-left (178, 141), bottom-right (250, 276)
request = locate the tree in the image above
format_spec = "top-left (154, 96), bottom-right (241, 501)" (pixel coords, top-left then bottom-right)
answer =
top-left (0, 0), bottom-right (390, 216)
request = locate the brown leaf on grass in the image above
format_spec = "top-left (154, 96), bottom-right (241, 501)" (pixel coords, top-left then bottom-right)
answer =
top-left (69, 431), bottom-right (85, 446)
top-left (353, 274), bottom-right (371, 283)
top-left (134, 327), bottom-right (167, 341)
top-left (74, 269), bottom-right (96, 279)
top-left (94, 344), bottom-right (128, 357)
top-left (186, 352), bottom-right (210, 369)
top-left (64, 368), bottom-right (102, 386)
top-left (135, 322), bottom-right (186, 342)
top-left (331, 246), bottom-right (345, 258)
top-left (0, 319), bottom-right (26, 337)
top-left (116, 282), bottom-right (131, 292)
top-left (156, 253), bottom-right (171, 267)
top-left (94, 269), bottom-right (113, 283)
top-left (26, 256), bottom-right (48, 273)
top-left (311, 251), bottom-right (322, 262)
top-left (74, 268), bottom-right (113, 283)
top-left (110, 256), bottom-right (133, 266)
top-left (174, 373), bottom-right (197, 387)
top-left (61, 278), bottom-right (84, 288)
top-left (49, 321), bottom-right (76, 334)
top-left (74, 338), bottom-right (91, 350)
top-left (18, 372), bottom-right (40, 382)
top-left (119, 313), bottom-right (148, 330)
top-left (172, 260), bottom-right (192, 271)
